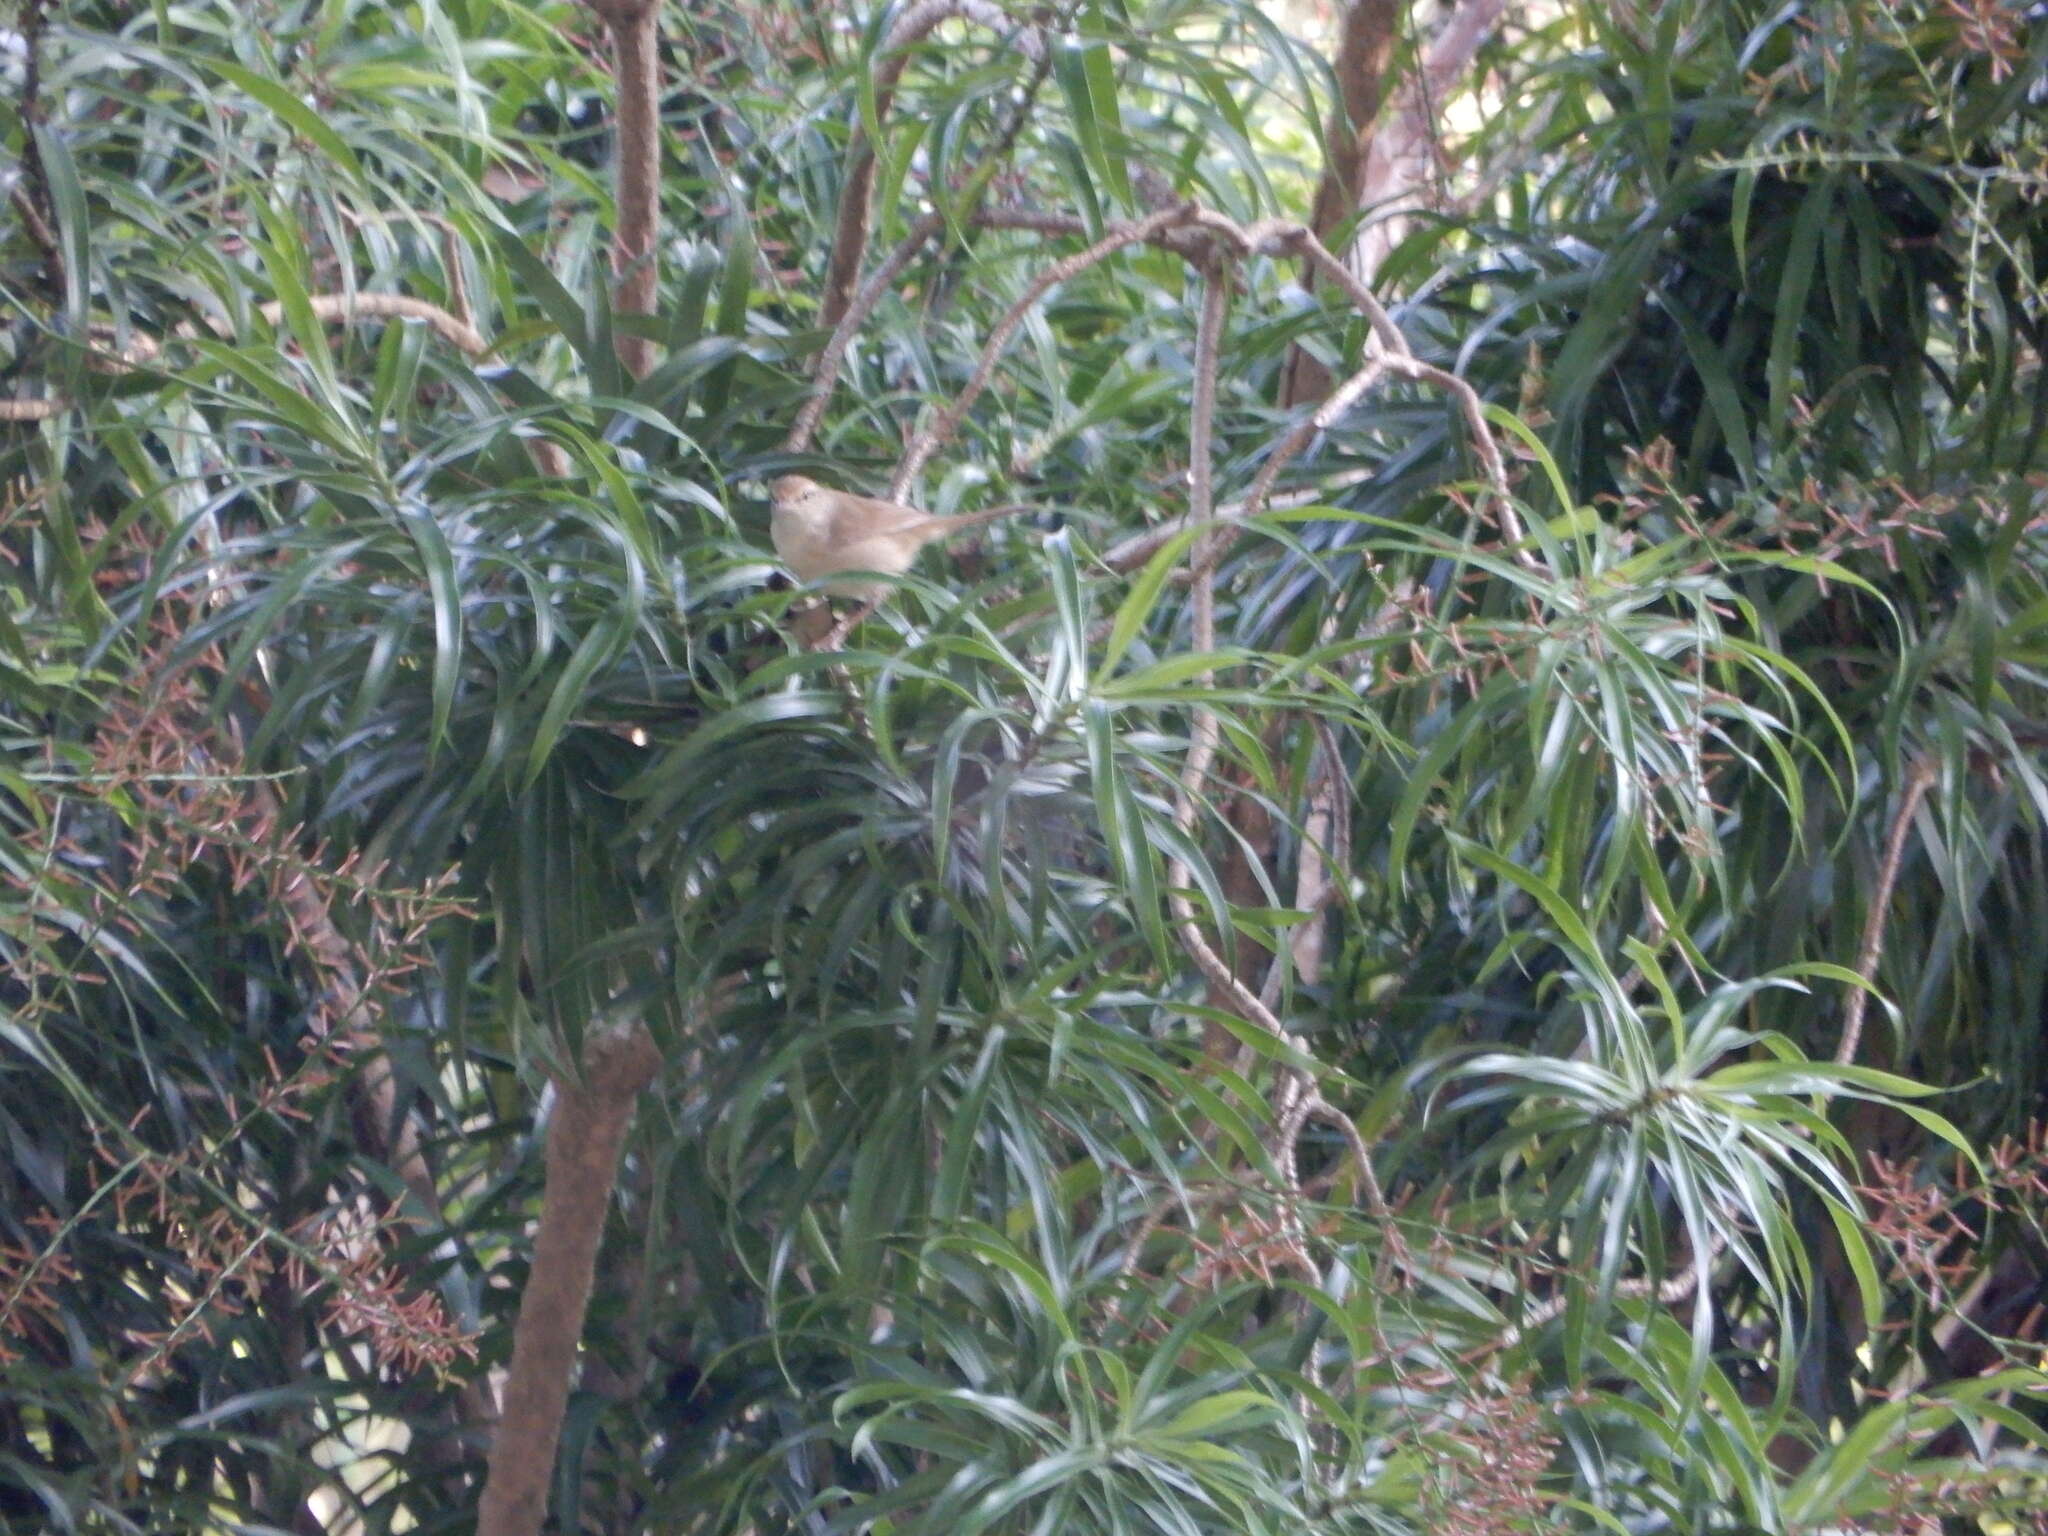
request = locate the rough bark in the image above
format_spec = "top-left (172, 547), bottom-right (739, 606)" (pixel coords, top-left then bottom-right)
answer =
top-left (1282, 1), bottom-right (1512, 404)
top-left (1281, 0), bottom-right (1405, 407)
top-left (588, 0), bottom-right (665, 379)
top-left (1347, 0), bottom-right (1509, 282)
top-left (471, 18), bottom-right (670, 1534)
top-left (1308, 0), bottom-right (1406, 250)
top-left (474, 1023), bottom-right (664, 1536)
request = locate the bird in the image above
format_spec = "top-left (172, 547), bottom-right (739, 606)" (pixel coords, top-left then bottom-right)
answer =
top-left (769, 475), bottom-right (1028, 601)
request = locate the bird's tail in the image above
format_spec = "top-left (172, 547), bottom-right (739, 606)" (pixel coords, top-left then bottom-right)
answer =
top-left (941, 502), bottom-right (1034, 531)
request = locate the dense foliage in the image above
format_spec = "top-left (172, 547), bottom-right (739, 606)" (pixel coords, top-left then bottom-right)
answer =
top-left (3, 0), bottom-right (2045, 1531)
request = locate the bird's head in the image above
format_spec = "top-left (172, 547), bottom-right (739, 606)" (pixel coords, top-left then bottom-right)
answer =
top-left (771, 475), bottom-right (828, 524)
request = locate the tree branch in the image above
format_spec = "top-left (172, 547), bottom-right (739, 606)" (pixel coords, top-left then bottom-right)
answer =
top-left (1349, 0), bottom-right (1510, 282)
top-left (0, 293), bottom-right (581, 475)
top-left (788, 44), bottom-right (1052, 454)
top-left (818, 0), bottom-right (1046, 336)
top-left (786, 210), bottom-right (946, 454)
top-left (12, 0), bottom-right (64, 306)
top-left (585, 0), bottom-right (664, 379)
top-left (1281, 0), bottom-right (1404, 406)
top-left (1837, 757), bottom-right (1937, 1067)
top-left (888, 204), bottom-right (1202, 499)
top-left (475, 1023), bottom-right (663, 1536)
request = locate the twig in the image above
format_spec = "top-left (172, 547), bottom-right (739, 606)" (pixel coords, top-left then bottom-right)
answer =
top-left (1226, 354), bottom-right (1393, 573)
top-left (941, 205), bottom-right (1534, 577)
top-left (790, 39), bottom-right (1054, 450)
top-left (1162, 267), bottom-right (1286, 1037)
top-left (9, 182), bottom-right (61, 290)
top-left (338, 207), bottom-right (477, 331)
top-left (1263, 716), bottom-right (1349, 1008)
top-left (818, 0), bottom-right (1047, 334)
top-left (2, 296), bottom-right (556, 475)
top-left (1155, 266), bottom-right (1332, 1281)
top-left (1286, 230), bottom-right (1527, 551)
top-left (1100, 469), bottom-right (1377, 574)
top-left (788, 210), bottom-right (947, 452)
top-left (13, 0), bottom-right (63, 305)
top-left (1837, 757), bottom-right (1937, 1067)
top-left (889, 204), bottom-right (1202, 500)
top-left (1163, 269), bottom-right (1280, 1029)
top-left (0, 395), bottom-right (63, 422)
top-left (976, 200), bottom-right (1221, 263)
top-left (1445, 1259), bottom-right (1711, 1386)
top-left (237, 294), bottom-right (488, 357)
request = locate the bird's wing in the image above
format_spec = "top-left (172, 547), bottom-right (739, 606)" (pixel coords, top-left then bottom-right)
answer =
top-left (819, 497), bottom-right (899, 542)
top-left (868, 510), bottom-right (944, 540)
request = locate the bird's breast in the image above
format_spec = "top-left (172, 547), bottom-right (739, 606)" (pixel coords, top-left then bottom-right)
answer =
top-left (770, 509), bottom-right (839, 584)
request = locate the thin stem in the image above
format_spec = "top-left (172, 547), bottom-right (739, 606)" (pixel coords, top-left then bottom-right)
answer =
top-left (1838, 757), bottom-right (1938, 1067)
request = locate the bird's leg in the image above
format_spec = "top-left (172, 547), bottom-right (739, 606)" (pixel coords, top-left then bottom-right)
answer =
top-left (819, 597), bottom-right (882, 651)
top-left (789, 597), bottom-right (838, 649)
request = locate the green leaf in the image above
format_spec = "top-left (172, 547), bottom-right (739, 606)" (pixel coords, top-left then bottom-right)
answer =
top-left (489, 222), bottom-right (598, 372)
top-left (705, 208), bottom-right (756, 413)
top-left (1767, 175), bottom-right (1834, 448)
top-left (1096, 524), bottom-right (1203, 682)
top-left (1080, 39), bottom-right (1132, 211)
top-left (397, 499), bottom-right (463, 755)
top-left (31, 125), bottom-right (91, 327)
top-left (1154, 1390), bottom-right (1276, 1437)
top-left (203, 57), bottom-right (369, 185)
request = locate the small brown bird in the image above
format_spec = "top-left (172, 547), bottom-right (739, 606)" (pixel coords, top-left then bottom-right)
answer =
top-left (770, 475), bottom-right (1027, 600)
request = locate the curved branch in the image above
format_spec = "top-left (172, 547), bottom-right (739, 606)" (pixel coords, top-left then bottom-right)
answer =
top-left (789, 47), bottom-right (1051, 453)
top-left (1272, 224), bottom-right (1529, 563)
top-left (248, 294), bottom-right (489, 357)
top-left (0, 396), bottom-right (65, 423)
top-left (4, 293), bottom-right (490, 425)
top-left (997, 208), bottom-right (1532, 577)
top-left (1161, 267), bottom-right (1307, 1116)
top-left (1160, 263), bottom-right (1289, 1041)
top-left (1282, 0), bottom-right (1403, 406)
top-left (786, 210), bottom-right (947, 454)
top-left (819, 0), bottom-right (1047, 335)
top-left (1837, 757), bottom-right (1937, 1067)
top-left (1232, 354), bottom-right (1394, 559)
top-left (888, 204), bottom-right (1202, 499)
top-left (800, 201), bottom-right (1523, 574)
top-left (2, 295), bottom-right (571, 472)
top-left (338, 207), bottom-right (478, 330)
